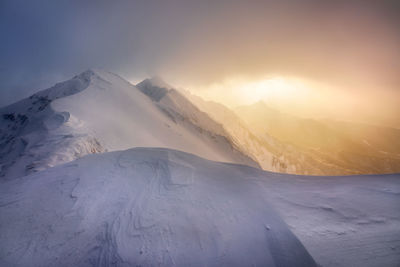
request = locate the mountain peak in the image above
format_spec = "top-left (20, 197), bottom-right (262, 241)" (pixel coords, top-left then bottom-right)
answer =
top-left (79, 68), bottom-right (96, 77)
top-left (136, 77), bottom-right (173, 102)
top-left (237, 100), bottom-right (280, 115)
top-left (32, 70), bottom-right (95, 102)
top-left (148, 76), bottom-right (173, 89)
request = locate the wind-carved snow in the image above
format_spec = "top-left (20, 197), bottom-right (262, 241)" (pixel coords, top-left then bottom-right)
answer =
top-left (50, 71), bottom-right (258, 169)
top-left (1, 70), bottom-right (399, 267)
top-left (260, 173), bottom-right (400, 267)
top-left (0, 70), bottom-right (104, 179)
top-left (0, 148), bottom-right (317, 267)
top-left (1, 148), bottom-right (399, 266)
top-left (0, 70), bottom-right (258, 179)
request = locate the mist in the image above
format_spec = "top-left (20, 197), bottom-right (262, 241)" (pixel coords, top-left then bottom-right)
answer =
top-left (1, 0), bottom-right (399, 126)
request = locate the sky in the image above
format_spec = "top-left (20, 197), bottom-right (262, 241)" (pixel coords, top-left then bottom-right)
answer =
top-left (0, 0), bottom-right (399, 126)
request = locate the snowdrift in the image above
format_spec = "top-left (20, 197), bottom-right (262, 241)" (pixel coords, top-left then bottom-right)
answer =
top-left (0, 147), bottom-right (316, 267)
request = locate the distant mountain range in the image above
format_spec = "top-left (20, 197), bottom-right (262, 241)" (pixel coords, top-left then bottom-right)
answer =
top-left (235, 101), bottom-right (400, 174)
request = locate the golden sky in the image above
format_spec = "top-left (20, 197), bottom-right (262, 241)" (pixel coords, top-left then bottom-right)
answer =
top-left (1, 1), bottom-right (399, 127)
top-left (151, 1), bottom-right (400, 127)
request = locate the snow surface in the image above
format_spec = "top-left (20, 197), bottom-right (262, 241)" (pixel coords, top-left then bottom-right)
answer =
top-left (0, 148), bottom-right (316, 267)
top-left (1, 147), bottom-right (399, 266)
top-left (1, 70), bottom-right (399, 267)
top-left (261, 172), bottom-right (400, 267)
top-left (51, 71), bottom-right (257, 168)
top-left (0, 70), bottom-right (257, 179)
top-left (0, 70), bottom-right (105, 179)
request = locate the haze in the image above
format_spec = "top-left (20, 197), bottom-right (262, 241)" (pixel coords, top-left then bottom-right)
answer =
top-left (1, 0), bottom-right (399, 127)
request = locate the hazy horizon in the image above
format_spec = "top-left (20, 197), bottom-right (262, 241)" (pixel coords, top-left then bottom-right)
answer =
top-left (1, 0), bottom-right (399, 127)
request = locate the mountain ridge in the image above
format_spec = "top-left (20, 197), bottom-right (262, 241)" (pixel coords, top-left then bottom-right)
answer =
top-left (0, 69), bottom-right (259, 179)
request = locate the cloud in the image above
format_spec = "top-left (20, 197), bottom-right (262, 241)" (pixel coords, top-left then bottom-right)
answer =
top-left (0, 0), bottom-right (399, 109)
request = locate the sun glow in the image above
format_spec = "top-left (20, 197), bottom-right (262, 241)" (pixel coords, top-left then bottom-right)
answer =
top-left (186, 74), bottom-right (398, 126)
top-left (192, 76), bottom-right (312, 108)
top-left (236, 77), bottom-right (308, 104)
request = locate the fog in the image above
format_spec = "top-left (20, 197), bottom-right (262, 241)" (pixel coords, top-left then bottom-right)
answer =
top-left (1, 0), bottom-right (399, 126)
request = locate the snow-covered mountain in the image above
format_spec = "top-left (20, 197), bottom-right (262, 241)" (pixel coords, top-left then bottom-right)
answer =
top-left (1, 147), bottom-right (399, 267)
top-left (0, 70), bottom-right (257, 179)
top-left (181, 90), bottom-right (341, 175)
top-left (136, 77), bottom-right (257, 168)
top-left (1, 70), bottom-right (399, 267)
top-left (0, 70), bottom-right (105, 179)
top-left (3, 69), bottom-right (398, 179)
top-left (236, 101), bottom-right (400, 175)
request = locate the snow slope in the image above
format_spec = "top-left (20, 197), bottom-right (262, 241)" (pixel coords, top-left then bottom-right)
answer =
top-left (181, 90), bottom-right (335, 175)
top-left (0, 70), bottom-right (105, 179)
top-left (136, 77), bottom-right (257, 168)
top-left (1, 70), bottom-right (398, 266)
top-left (265, 172), bottom-right (400, 267)
top-left (0, 147), bottom-right (316, 267)
top-left (0, 70), bottom-right (257, 179)
top-left (1, 147), bottom-right (399, 266)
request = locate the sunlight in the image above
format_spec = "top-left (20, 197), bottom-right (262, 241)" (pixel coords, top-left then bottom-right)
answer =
top-left (236, 77), bottom-right (303, 104)
top-left (194, 75), bottom-right (311, 108)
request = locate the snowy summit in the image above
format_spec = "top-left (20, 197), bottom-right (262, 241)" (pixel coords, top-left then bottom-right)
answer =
top-left (0, 70), bottom-right (399, 267)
